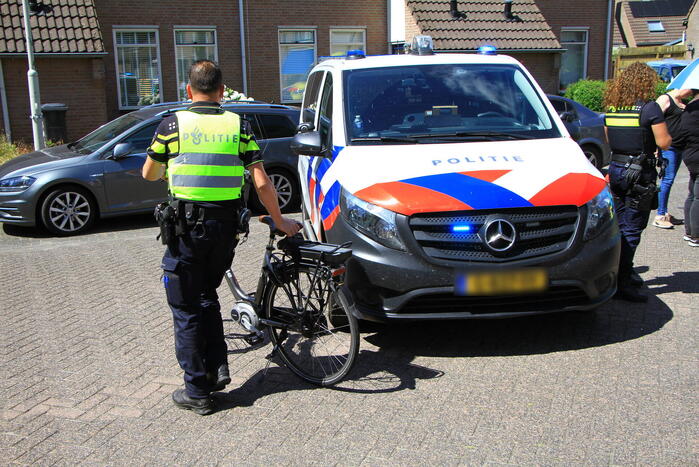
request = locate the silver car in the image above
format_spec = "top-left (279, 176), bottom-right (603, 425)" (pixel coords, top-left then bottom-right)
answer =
top-left (0, 102), bottom-right (301, 235)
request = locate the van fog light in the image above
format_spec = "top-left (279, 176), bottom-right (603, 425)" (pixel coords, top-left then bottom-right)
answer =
top-left (340, 189), bottom-right (406, 251)
top-left (583, 187), bottom-right (614, 240)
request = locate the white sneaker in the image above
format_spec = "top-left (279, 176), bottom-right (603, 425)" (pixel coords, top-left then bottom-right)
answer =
top-left (684, 234), bottom-right (694, 241)
top-left (653, 214), bottom-right (673, 229)
top-left (689, 238), bottom-right (699, 247)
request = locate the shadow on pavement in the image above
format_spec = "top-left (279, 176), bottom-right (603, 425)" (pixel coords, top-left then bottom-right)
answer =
top-left (644, 271), bottom-right (699, 295)
top-left (2, 212), bottom-right (157, 238)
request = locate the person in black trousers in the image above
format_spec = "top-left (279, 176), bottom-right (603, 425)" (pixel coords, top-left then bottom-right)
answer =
top-left (679, 93), bottom-right (699, 247)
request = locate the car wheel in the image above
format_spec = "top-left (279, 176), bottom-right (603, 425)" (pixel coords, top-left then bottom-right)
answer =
top-left (250, 168), bottom-right (300, 213)
top-left (40, 186), bottom-right (97, 236)
top-left (582, 145), bottom-right (603, 170)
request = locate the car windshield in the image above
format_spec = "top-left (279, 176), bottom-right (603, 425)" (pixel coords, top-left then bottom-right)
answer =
top-left (71, 113), bottom-right (145, 154)
top-left (671, 66), bottom-right (686, 78)
top-left (344, 63), bottom-right (560, 144)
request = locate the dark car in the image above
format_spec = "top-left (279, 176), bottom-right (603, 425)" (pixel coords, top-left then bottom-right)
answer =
top-left (0, 101), bottom-right (300, 235)
top-left (548, 95), bottom-right (611, 169)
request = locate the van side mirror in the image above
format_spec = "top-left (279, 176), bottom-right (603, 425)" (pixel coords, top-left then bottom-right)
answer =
top-left (111, 142), bottom-right (133, 159)
top-left (559, 111), bottom-right (575, 123)
top-left (291, 131), bottom-right (322, 156)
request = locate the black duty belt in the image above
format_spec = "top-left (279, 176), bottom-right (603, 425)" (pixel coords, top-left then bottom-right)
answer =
top-left (611, 153), bottom-right (656, 166)
top-left (177, 201), bottom-right (239, 223)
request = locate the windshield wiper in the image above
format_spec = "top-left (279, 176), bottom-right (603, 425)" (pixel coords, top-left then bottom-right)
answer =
top-left (350, 136), bottom-right (420, 144)
top-left (443, 131), bottom-right (536, 140)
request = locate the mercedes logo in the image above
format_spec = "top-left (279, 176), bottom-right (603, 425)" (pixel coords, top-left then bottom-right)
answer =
top-left (483, 219), bottom-right (517, 252)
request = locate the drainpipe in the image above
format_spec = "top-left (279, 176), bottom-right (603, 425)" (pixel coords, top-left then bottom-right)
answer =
top-left (604, 0), bottom-right (613, 80)
top-left (0, 60), bottom-right (11, 141)
top-left (21, 0), bottom-right (45, 150)
top-left (238, 0), bottom-right (248, 96)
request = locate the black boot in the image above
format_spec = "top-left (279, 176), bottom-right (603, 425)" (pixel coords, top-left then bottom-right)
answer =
top-left (172, 388), bottom-right (215, 415)
top-left (207, 364), bottom-right (231, 392)
top-left (629, 270), bottom-right (644, 288)
top-left (614, 283), bottom-right (648, 303)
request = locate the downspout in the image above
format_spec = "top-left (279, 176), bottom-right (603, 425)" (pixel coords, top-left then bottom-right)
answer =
top-left (238, 0), bottom-right (248, 96)
top-left (0, 60), bottom-right (11, 141)
top-left (604, 0), bottom-right (613, 80)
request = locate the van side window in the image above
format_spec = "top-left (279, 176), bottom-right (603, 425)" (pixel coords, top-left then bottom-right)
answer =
top-left (258, 114), bottom-right (296, 139)
top-left (302, 71), bottom-right (324, 124)
top-left (318, 73), bottom-right (333, 148)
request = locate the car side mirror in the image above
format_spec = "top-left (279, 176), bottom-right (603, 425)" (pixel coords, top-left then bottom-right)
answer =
top-left (297, 122), bottom-right (315, 133)
top-left (559, 111), bottom-right (575, 123)
top-left (290, 131), bottom-right (322, 156)
top-left (111, 142), bottom-right (133, 159)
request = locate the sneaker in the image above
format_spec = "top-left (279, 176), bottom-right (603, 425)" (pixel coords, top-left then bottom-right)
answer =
top-left (172, 388), bottom-right (215, 415)
top-left (684, 234), bottom-right (693, 241)
top-left (668, 214), bottom-right (684, 225)
top-left (652, 214), bottom-right (673, 229)
top-left (689, 237), bottom-right (699, 247)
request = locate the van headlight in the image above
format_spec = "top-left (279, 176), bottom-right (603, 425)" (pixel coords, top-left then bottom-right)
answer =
top-left (583, 187), bottom-right (614, 240)
top-left (340, 189), bottom-right (406, 250)
top-left (0, 176), bottom-right (36, 192)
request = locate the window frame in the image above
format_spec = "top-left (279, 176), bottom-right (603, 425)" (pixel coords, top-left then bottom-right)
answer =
top-left (113, 27), bottom-right (164, 110)
top-left (329, 28), bottom-right (367, 57)
top-left (559, 27), bottom-right (589, 91)
top-left (647, 21), bottom-right (665, 33)
top-left (278, 28), bottom-right (318, 104)
top-left (173, 27), bottom-right (219, 102)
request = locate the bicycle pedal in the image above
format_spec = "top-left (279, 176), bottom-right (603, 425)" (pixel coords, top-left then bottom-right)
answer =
top-left (244, 333), bottom-right (264, 346)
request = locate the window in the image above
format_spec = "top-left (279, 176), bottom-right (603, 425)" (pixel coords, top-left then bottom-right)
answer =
top-left (302, 71), bottom-right (324, 124)
top-left (174, 29), bottom-right (218, 101)
top-left (258, 114), bottom-right (296, 139)
top-left (279, 29), bottom-right (316, 103)
top-left (114, 29), bottom-right (162, 109)
top-left (318, 74), bottom-right (333, 147)
top-left (122, 122), bottom-right (160, 154)
top-left (240, 114), bottom-right (263, 139)
top-left (330, 29), bottom-right (366, 56)
top-left (647, 21), bottom-right (665, 32)
top-left (560, 29), bottom-right (588, 89)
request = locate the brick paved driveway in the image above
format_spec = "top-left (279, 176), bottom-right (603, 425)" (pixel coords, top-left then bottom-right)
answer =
top-left (1, 167), bottom-right (697, 465)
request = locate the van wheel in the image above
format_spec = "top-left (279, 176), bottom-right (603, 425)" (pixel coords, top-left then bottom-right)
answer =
top-left (40, 186), bottom-right (97, 236)
top-left (582, 145), bottom-right (603, 170)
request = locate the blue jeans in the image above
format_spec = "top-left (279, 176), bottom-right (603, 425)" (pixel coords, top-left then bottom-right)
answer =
top-left (657, 147), bottom-right (682, 215)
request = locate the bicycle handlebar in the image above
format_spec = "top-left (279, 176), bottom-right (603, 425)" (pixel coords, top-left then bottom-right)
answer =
top-left (259, 215), bottom-right (302, 237)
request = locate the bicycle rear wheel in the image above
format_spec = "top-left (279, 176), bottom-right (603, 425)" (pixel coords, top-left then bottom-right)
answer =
top-left (264, 264), bottom-right (359, 386)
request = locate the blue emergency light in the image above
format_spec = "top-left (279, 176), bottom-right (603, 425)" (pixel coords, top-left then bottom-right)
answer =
top-left (452, 224), bottom-right (473, 232)
top-left (477, 44), bottom-right (497, 55)
top-left (346, 49), bottom-right (366, 59)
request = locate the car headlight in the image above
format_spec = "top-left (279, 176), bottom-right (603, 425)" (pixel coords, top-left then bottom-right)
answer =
top-left (340, 189), bottom-right (406, 250)
top-left (583, 187), bottom-right (614, 240)
top-left (0, 176), bottom-right (36, 192)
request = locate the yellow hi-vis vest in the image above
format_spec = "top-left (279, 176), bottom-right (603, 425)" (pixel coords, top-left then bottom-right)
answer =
top-left (168, 110), bottom-right (244, 201)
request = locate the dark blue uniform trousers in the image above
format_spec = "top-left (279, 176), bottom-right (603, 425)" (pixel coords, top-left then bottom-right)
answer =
top-left (608, 162), bottom-right (652, 284)
top-left (160, 219), bottom-right (237, 398)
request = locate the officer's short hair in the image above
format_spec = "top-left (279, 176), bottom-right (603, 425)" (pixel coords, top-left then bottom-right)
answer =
top-left (188, 60), bottom-right (222, 94)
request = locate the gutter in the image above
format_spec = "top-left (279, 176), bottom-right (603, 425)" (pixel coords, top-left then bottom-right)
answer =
top-left (604, 0), bottom-right (613, 79)
top-left (0, 59), bottom-right (10, 141)
top-left (438, 48), bottom-right (565, 53)
top-left (0, 52), bottom-right (108, 57)
top-left (238, 0), bottom-right (248, 95)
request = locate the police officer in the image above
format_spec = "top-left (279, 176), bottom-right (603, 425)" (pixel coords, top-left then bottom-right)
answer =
top-left (603, 62), bottom-right (671, 302)
top-left (142, 60), bottom-right (300, 415)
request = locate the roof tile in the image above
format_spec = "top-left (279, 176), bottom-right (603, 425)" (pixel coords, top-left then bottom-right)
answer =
top-left (407, 0), bottom-right (561, 51)
top-left (0, 0), bottom-right (104, 54)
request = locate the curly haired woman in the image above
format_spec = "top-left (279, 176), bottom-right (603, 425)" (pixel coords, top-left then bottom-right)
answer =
top-left (604, 62), bottom-right (671, 302)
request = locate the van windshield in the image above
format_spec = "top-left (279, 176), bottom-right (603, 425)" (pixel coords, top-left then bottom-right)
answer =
top-left (344, 64), bottom-right (561, 144)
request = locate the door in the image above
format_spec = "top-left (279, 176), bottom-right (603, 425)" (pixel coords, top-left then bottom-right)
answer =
top-left (297, 70), bottom-right (325, 237)
top-left (101, 121), bottom-right (168, 213)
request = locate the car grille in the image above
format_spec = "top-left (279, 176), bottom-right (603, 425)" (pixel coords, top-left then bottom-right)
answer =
top-left (408, 206), bottom-right (580, 263)
top-left (397, 286), bottom-right (589, 314)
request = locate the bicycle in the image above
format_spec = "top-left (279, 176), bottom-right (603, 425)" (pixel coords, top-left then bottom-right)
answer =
top-left (224, 215), bottom-right (359, 386)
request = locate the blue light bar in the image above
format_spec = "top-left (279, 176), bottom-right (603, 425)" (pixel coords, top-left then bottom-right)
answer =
top-left (452, 225), bottom-right (473, 232)
top-left (477, 44), bottom-right (497, 55)
top-left (346, 49), bottom-right (366, 59)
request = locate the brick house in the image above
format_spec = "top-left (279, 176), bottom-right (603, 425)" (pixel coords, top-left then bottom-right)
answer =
top-left (395, 0), bottom-right (614, 93)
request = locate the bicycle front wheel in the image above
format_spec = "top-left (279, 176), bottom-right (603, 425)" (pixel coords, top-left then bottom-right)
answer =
top-left (264, 265), bottom-right (359, 386)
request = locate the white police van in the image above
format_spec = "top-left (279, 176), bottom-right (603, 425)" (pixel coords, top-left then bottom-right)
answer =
top-left (291, 36), bottom-right (620, 321)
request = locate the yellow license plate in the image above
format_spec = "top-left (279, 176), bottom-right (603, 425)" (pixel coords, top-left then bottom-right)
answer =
top-left (455, 269), bottom-right (548, 296)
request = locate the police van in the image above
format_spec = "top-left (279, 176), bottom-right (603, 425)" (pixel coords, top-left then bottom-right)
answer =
top-left (291, 36), bottom-right (620, 321)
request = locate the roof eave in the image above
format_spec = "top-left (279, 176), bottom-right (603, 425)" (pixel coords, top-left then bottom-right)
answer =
top-left (0, 52), bottom-right (108, 57)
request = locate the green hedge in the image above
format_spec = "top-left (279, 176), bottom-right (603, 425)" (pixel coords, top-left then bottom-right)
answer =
top-left (564, 78), bottom-right (668, 113)
top-left (563, 80), bottom-right (606, 112)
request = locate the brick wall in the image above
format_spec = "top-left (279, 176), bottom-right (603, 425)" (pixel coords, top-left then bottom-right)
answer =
top-left (2, 57), bottom-right (107, 144)
top-left (509, 52), bottom-right (560, 94)
top-left (536, 0), bottom-right (612, 85)
top-left (243, 0), bottom-right (388, 104)
top-left (94, 0), bottom-right (243, 119)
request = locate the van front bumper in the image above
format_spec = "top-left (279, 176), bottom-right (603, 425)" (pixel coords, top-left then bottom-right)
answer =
top-left (327, 211), bottom-right (620, 322)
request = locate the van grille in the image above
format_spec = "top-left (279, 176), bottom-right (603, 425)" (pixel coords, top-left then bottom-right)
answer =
top-left (398, 286), bottom-right (589, 314)
top-left (408, 206), bottom-right (579, 263)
